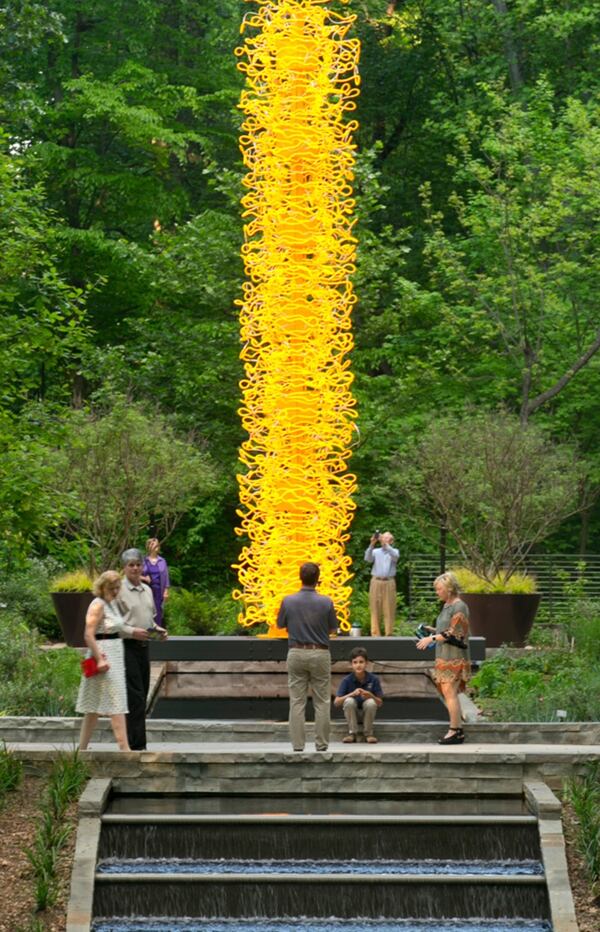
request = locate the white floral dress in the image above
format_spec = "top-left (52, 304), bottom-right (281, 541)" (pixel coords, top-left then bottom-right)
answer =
top-left (76, 598), bottom-right (129, 716)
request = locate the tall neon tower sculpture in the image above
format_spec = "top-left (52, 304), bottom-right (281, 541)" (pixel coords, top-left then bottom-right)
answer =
top-left (233, 0), bottom-right (360, 634)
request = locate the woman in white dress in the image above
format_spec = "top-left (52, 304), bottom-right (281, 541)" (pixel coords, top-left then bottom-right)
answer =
top-left (77, 570), bottom-right (130, 751)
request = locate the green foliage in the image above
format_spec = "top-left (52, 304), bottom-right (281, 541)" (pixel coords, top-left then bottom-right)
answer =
top-left (0, 0), bottom-right (599, 585)
top-left (451, 568), bottom-right (538, 595)
top-left (471, 602), bottom-right (600, 721)
top-left (394, 410), bottom-right (582, 580)
top-left (50, 570), bottom-right (94, 593)
top-left (164, 588), bottom-right (240, 637)
top-left (48, 398), bottom-right (215, 572)
top-left (0, 610), bottom-right (80, 715)
top-left (24, 750), bottom-right (88, 913)
top-left (564, 762), bottom-right (600, 896)
top-left (0, 557), bottom-right (62, 639)
top-left (0, 742), bottom-right (23, 805)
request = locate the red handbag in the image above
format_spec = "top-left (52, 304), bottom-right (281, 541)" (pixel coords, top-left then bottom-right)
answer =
top-left (81, 656), bottom-right (106, 677)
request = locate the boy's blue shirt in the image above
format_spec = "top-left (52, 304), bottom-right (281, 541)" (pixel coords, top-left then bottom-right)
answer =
top-left (336, 670), bottom-right (383, 707)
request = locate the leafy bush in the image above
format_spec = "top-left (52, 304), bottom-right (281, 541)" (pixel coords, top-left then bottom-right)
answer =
top-left (164, 588), bottom-right (230, 636)
top-left (471, 607), bottom-right (600, 721)
top-left (0, 557), bottom-right (63, 639)
top-left (452, 567), bottom-right (538, 594)
top-left (0, 610), bottom-right (80, 715)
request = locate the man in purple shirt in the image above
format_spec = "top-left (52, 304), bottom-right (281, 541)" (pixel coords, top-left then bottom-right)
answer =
top-left (277, 562), bottom-right (338, 752)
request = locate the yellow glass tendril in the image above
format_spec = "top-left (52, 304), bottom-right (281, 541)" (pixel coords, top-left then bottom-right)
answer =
top-left (232, 0), bottom-right (360, 635)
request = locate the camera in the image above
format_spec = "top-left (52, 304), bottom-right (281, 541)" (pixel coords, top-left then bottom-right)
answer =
top-left (373, 529), bottom-right (380, 540)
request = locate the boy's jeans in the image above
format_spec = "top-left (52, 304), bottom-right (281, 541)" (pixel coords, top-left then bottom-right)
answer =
top-left (343, 696), bottom-right (377, 737)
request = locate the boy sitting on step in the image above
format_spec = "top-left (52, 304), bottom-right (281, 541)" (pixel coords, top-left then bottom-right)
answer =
top-left (334, 647), bottom-right (384, 744)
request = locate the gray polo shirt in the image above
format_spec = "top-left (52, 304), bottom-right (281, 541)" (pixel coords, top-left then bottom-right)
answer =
top-left (276, 587), bottom-right (338, 648)
top-left (117, 578), bottom-right (155, 636)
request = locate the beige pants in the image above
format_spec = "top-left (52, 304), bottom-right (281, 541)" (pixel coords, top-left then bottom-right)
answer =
top-left (369, 577), bottom-right (396, 636)
top-left (343, 696), bottom-right (378, 737)
top-left (287, 648), bottom-right (331, 751)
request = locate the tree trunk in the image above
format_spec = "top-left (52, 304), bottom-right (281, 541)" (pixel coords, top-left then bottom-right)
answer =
top-left (489, 0), bottom-right (524, 94)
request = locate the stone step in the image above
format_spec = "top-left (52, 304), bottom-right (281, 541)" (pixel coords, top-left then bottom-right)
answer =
top-left (11, 741), bottom-right (600, 795)
top-left (2, 716), bottom-right (599, 745)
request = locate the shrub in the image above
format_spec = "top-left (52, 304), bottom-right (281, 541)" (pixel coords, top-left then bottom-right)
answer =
top-left (470, 625), bottom-right (600, 722)
top-left (0, 557), bottom-right (63, 639)
top-left (0, 610), bottom-right (80, 715)
top-left (164, 588), bottom-right (221, 636)
top-left (164, 588), bottom-right (258, 636)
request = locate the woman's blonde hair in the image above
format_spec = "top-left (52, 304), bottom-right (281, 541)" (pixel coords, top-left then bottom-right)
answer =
top-left (434, 571), bottom-right (461, 597)
top-left (146, 538), bottom-right (160, 552)
top-left (93, 570), bottom-right (122, 598)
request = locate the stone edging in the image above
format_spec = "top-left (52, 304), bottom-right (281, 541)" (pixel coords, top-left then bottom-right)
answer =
top-left (66, 777), bottom-right (111, 932)
top-left (525, 780), bottom-right (578, 932)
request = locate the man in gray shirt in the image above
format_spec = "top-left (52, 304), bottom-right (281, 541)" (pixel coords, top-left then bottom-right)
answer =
top-left (277, 562), bottom-right (338, 752)
top-left (364, 531), bottom-right (399, 636)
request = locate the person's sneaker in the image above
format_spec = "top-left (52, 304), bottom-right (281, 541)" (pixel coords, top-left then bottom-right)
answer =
top-left (342, 734), bottom-right (356, 743)
top-left (315, 745), bottom-right (328, 751)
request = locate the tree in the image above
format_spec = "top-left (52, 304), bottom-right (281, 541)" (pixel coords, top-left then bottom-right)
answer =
top-left (422, 85), bottom-right (600, 425)
top-left (394, 410), bottom-right (583, 581)
top-left (49, 399), bottom-right (215, 572)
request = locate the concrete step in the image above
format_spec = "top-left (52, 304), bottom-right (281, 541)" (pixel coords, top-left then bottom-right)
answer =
top-left (10, 740), bottom-right (600, 795)
top-left (2, 715), bottom-right (599, 745)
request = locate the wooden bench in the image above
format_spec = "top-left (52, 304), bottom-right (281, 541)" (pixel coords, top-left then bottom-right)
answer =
top-left (149, 637), bottom-right (485, 721)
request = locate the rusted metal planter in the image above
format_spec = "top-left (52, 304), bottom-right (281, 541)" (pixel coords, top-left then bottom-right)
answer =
top-left (462, 593), bottom-right (541, 648)
top-left (51, 591), bottom-right (94, 647)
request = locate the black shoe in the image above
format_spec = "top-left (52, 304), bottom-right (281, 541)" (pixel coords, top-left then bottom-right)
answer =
top-left (438, 728), bottom-right (464, 745)
top-left (315, 745), bottom-right (328, 752)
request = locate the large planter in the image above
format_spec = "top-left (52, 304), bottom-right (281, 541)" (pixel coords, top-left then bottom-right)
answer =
top-left (51, 591), bottom-right (94, 647)
top-left (462, 592), bottom-right (541, 648)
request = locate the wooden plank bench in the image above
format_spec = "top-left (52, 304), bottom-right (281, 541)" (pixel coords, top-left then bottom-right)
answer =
top-left (149, 637), bottom-right (485, 721)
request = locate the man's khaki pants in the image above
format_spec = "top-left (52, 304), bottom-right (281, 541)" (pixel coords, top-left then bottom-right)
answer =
top-left (343, 696), bottom-right (378, 737)
top-left (287, 648), bottom-right (331, 751)
top-left (369, 577), bottom-right (396, 636)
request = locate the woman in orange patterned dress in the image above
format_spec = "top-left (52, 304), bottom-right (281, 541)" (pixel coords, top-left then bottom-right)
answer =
top-left (417, 571), bottom-right (470, 744)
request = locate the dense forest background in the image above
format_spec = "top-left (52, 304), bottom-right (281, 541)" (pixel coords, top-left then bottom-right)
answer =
top-left (1, 0), bottom-right (599, 595)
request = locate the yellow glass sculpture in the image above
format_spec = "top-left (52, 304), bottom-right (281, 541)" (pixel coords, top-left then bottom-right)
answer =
top-left (233, 0), bottom-right (360, 634)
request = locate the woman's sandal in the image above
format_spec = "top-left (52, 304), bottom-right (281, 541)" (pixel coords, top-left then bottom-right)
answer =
top-left (342, 734), bottom-right (356, 743)
top-left (438, 727), bottom-right (465, 745)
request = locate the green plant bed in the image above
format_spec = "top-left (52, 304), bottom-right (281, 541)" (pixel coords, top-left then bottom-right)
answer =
top-left (0, 610), bottom-right (81, 715)
top-left (471, 649), bottom-right (600, 721)
top-left (564, 762), bottom-right (600, 898)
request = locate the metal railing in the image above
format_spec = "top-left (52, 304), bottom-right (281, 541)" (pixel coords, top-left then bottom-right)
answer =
top-left (407, 553), bottom-right (600, 613)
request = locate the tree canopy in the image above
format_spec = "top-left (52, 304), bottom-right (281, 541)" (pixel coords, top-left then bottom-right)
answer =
top-left (1, 0), bottom-right (599, 585)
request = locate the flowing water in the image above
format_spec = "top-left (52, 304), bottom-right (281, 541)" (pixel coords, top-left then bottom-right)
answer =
top-left (97, 857), bottom-right (544, 876)
top-left (92, 919), bottom-right (553, 932)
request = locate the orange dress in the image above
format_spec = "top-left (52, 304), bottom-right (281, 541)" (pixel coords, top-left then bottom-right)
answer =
top-left (432, 598), bottom-right (471, 692)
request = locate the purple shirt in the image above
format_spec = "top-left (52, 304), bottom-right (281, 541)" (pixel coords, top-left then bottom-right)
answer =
top-left (142, 555), bottom-right (170, 595)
